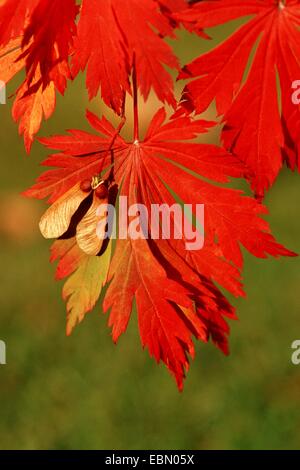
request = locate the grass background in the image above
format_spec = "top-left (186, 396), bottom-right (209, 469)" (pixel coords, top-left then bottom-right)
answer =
top-left (0, 25), bottom-right (299, 450)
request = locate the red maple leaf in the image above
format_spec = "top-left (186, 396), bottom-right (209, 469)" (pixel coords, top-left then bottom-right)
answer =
top-left (0, 0), bottom-right (38, 47)
top-left (20, 0), bottom-right (78, 93)
top-left (0, 0), bottom-right (78, 151)
top-left (0, 0), bottom-right (183, 151)
top-left (72, 0), bottom-right (181, 114)
top-left (1, 0), bottom-right (298, 390)
top-left (177, 0), bottom-right (300, 199)
top-left (25, 108), bottom-right (295, 388)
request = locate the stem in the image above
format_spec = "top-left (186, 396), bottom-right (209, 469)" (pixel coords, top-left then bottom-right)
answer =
top-left (132, 55), bottom-right (139, 141)
top-left (108, 113), bottom-right (126, 183)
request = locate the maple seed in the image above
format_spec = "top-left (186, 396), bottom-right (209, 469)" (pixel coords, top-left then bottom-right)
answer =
top-left (95, 184), bottom-right (108, 200)
top-left (80, 179), bottom-right (92, 193)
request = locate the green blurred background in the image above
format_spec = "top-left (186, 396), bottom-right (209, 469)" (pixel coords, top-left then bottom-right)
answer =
top-left (0, 25), bottom-right (299, 450)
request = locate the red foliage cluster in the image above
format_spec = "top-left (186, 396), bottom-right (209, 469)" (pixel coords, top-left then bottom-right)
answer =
top-left (0, 0), bottom-right (298, 389)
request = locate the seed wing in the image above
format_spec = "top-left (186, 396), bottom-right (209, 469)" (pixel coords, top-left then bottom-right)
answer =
top-left (39, 183), bottom-right (86, 239)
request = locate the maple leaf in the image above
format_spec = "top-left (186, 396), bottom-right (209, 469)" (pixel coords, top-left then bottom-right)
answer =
top-left (0, 0), bottom-right (184, 150)
top-left (0, 37), bottom-right (56, 152)
top-left (0, 38), bottom-right (25, 83)
top-left (63, 239), bottom-right (112, 336)
top-left (12, 71), bottom-right (56, 153)
top-left (49, 237), bottom-right (111, 335)
top-left (0, 0), bottom-right (38, 47)
top-left (24, 110), bottom-right (125, 202)
top-left (158, 0), bottom-right (209, 36)
top-left (72, 0), bottom-right (181, 113)
top-left (0, 0), bottom-right (78, 151)
top-left (20, 0), bottom-right (78, 93)
top-left (157, 0), bottom-right (192, 26)
top-left (177, 0), bottom-right (300, 198)
top-left (25, 108), bottom-right (295, 388)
